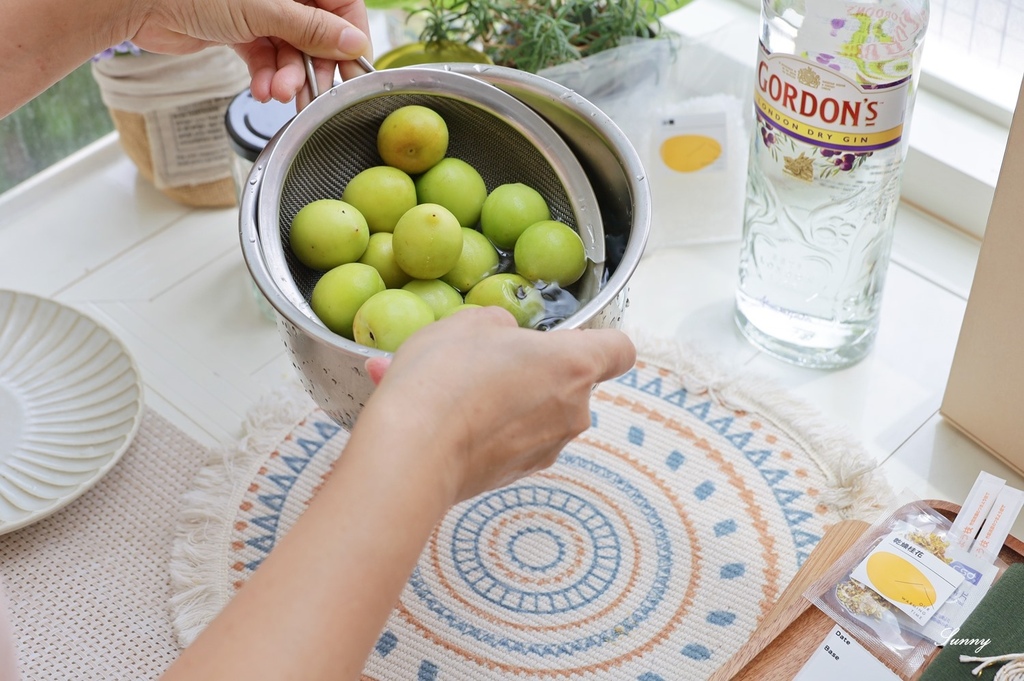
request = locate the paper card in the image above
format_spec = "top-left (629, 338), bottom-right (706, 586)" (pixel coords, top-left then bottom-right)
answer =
top-left (793, 625), bottom-right (901, 681)
top-left (850, 531), bottom-right (964, 625)
top-left (652, 109), bottom-right (730, 175)
top-left (644, 95), bottom-right (749, 249)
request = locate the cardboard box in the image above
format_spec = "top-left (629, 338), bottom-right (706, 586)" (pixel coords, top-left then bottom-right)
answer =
top-left (941, 78), bottom-right (1024, 471)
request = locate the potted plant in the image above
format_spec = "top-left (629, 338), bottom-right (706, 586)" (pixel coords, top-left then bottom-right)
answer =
top-left (371, 0), bottom-right (690, 73)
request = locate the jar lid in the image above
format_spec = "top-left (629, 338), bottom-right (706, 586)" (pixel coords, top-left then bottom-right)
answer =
top-left (225, 89), bottom-right (296, 162)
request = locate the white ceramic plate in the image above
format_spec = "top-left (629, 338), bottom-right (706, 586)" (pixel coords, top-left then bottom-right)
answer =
top-left (0, 290), bottom-right (143, 534)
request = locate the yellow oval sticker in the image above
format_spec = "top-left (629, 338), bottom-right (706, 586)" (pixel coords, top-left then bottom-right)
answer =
top-left (659, 134), bottom-right (722, 173)
top-left (866, 552), bottom-right (937, 607)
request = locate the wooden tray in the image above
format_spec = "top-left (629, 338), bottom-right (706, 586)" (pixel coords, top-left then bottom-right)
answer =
top-left (711, 500), bottom-right (1024, 681)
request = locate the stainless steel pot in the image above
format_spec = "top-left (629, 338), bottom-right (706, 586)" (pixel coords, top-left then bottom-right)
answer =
top-left (240, 64), bottom-right (651, 429)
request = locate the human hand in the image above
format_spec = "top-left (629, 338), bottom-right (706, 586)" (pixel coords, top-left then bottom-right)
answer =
top-left (127, 0), bottom-right (370, 108)
top-left (353, 307), bottom-right (636, 506)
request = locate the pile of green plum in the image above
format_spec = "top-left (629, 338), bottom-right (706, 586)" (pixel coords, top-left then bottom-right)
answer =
top-left (288, 104), bottom-right (588, 352)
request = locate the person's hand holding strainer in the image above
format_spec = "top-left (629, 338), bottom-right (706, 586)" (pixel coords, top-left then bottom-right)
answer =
top-left (2, 0), bottom-right (371, 117)
top-left (128, 0), bottom-right (371, 109)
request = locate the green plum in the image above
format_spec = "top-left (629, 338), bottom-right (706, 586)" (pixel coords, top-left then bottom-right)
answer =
top-left (392, 203), bottom-right (464, 279)
top-left (414, 158), bottom-right (488, 228)
top-left (513, 220), bottom-right (587, 286)
top-left (440, 228), bottom-right (500, 292)
top-left (480, 183), bottom-right (551, 250)
top-left (402, 279), bottom-right (464, 320)
top-left (376, 105), bottom-right (449, 174)
top-left (352, 289), bottom-right (436, 352)
top-left (465, 273), bottom-right (545, 328)
top-left (310, 263), bottom-right (386, 339)
top-left (358, 232), bottom-right (413, 289)
top-left (342, 166), bottom-right (417, 233)
top-left (289, 199), bottom-right (369, 270)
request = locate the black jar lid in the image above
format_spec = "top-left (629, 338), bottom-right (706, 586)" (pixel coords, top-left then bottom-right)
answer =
top-left (225, 89), bottom-right (296, 162)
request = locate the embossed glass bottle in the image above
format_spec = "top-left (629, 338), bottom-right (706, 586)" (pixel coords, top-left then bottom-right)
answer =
top-left (735, 0), bottom-right (929, 368)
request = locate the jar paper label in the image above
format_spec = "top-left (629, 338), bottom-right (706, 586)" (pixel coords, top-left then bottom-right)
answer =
top-left (145, 97), bottom-right (235, 189)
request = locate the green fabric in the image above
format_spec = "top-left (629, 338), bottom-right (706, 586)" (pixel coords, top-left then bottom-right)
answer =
top-left (921, 563), bottom-right (1024, 680)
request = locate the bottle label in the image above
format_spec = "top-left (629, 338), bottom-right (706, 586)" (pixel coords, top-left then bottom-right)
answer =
top-left (799, 0), bottom-right (928, 82)
top-left (754, 42), bottom-right (910, 152)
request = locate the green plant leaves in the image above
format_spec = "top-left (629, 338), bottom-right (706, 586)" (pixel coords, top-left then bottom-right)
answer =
top-left (414, 0), bottom-right (685, 73)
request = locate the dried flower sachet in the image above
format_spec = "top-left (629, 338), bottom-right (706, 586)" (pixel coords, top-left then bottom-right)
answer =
top-left (804, 501), bottom-right (995, 677)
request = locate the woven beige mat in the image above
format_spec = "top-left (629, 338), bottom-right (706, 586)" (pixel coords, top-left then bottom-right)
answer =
top-left (169, 342), bottom-right (893, 680)
top-left (0, 408), bottom-right (207, 680)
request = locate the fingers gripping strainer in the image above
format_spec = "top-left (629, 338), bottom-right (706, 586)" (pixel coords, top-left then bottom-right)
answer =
top-left (252, 61), bottom-right (606, 330)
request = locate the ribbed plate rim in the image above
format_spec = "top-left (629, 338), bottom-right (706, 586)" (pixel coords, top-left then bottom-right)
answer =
top-left (0, 290), bottom-right (144, 535)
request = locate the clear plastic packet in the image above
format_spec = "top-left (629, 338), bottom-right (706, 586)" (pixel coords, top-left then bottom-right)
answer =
top-left (903, 544), bottom-right (1000, 646)
top-left (805, 501), bottom-right (1005, 677)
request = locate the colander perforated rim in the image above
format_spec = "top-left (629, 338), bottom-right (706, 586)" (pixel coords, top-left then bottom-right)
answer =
top-left (250, 67), bottom-right (605, 341)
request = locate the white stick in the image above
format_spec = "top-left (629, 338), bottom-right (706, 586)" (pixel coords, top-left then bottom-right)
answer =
top-left (950, 471), bottom-right (1005, 551)
top-left (970, 485), bottom-right (1024, 564)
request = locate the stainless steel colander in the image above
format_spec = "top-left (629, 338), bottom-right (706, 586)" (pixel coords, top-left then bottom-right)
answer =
top-left (253, 66), bottom-right (605, 330)
top-left (241, 63), bottom-right (644, 429)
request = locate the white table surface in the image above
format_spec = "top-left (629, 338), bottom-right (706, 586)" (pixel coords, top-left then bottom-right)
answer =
top-left (2, 6), bottom-right (1023, 547)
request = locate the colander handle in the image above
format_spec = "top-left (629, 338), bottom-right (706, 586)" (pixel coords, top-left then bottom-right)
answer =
top-left (302, 54), bottom-right (376, 100)
top-left (355, 56), bottom-right (375, 74)
top-left (303, 54), bottom-right (320, 99)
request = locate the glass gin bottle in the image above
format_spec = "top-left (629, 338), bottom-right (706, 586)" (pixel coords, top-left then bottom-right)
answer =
top-left (735, 0), bottom-right (929, 368)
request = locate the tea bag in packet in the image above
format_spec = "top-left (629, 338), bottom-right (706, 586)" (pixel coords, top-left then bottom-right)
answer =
top-left (883, 519), bottom-right (1003, 647)
top-left (805, 502), bottom-right (984, 677)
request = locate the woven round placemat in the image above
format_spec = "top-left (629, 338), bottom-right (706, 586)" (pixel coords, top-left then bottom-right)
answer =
top-left (170, 342), bottom-right (891, 679)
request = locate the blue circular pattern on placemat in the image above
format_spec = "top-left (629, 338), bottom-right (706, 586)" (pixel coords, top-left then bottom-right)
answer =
top-left (449, 485), bottom-right (623, 614)
top-left (222, 357), bottom-right (852, 679)
top-left (507, 527), bottom-right (565, 572)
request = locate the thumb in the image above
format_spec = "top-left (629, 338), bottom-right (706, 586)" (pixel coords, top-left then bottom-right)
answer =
top-left (365, 356), bottom-right (392, 385)
top-left (254, 1), bottom-right (369, 60)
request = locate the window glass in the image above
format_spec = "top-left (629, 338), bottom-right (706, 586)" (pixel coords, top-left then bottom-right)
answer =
top-left (931, 0), bottom-right (1024, 71)
top-left (924, 0), bottom-right (1024, 116)
top-left (0, 63), bottom-right (114, 195)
